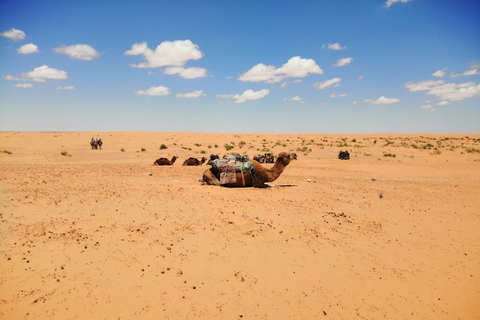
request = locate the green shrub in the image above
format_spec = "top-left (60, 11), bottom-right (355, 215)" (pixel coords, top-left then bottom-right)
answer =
top-left (61, 151), bottom-right (68, 156)
top-left (141, 148), bottom-right (146, 152)
top-left (383, 153), bottom-right (396, 157)
top-left (159, 144), bottom-right (168, 150)
top-left (2, 150), bottom-right (12, 154)
top-left (224, 144), bottom-right (234, 151)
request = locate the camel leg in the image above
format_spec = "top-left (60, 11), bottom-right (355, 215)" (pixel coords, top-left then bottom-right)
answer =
top-left (202, 170), bottom-right (221, 186)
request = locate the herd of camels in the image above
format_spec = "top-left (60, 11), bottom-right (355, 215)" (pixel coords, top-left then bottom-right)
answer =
top-left (153, 153), bottom-right (297, 188)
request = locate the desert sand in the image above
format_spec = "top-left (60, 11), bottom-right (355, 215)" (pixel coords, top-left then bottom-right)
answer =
top-left (1, 131), bottom-right (479, 320)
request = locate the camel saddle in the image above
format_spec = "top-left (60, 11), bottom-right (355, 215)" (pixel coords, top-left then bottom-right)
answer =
top-left (211, 155), bottom-right (255, 185)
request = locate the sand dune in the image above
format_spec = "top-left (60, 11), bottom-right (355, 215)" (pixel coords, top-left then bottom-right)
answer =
top-left (1, 132), bottom-right (479, 320)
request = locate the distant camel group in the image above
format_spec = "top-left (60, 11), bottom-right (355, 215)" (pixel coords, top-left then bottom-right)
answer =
top-left (90, 138), bottom-right (103, 150)
top-left (153, 156), bottom-right (207, 166)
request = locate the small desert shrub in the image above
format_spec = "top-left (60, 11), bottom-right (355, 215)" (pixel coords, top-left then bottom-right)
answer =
top-left (2, 150), bottom-right (12, 154)
top-left (465, 148), bottom-right (480, 153)
top-left (431, 150), bottom-right (442, 155)
top-left (182, 147), bottom-right (192, 150)
top-left (214, 144), bottom-right (218, 148)
top-left (351, 138), bottom-right (357, 142)
top-left (159, 144), bottom-right (168, 150)
top-left (194, 143), bottom-right (201, 147)
top-left (207, 145), bottom-right (212, 149)
top-left (200, 150), bottom-right (206, 154)
top-left (383, 153), bottom-right (396, 157)
top-left (224, 144), bottom-right (234, 151)
top-left (61, 151), bottom-right (68, 156)
top-left (141, 148), bottom-right (146, 152)
top-left (121, 148), bottom-right (125, 152)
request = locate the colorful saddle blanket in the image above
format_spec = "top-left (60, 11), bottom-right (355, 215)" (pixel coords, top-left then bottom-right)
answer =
top-left (211, 155), bottom-right (255, 184)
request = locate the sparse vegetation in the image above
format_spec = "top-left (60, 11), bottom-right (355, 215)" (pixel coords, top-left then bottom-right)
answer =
top-left (383, 153), bottom-right (396, 158)
top-left (141, 148), bottom-right (146, 152)
top-left (159, 144), bottom-right (168, 150)
top-left (224, 144), bottom-right (234, 151)
top-left (2, 150), bottom-right (12, 154)
top-left (61, 151), bottom-right (68, 156)
top-left (121, 148), bottom-right (125, 152)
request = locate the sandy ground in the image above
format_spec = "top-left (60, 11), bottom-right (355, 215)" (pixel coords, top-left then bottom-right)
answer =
top-left (1, 131), bottom-right (479, 320)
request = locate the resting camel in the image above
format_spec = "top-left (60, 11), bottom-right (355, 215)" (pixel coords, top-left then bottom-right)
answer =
top-left (182, 157), bottom-right (207, 166)
top-left (153, 156), bottom-right (178, 166)
top-left (202, 152), bottom-right (297, 188)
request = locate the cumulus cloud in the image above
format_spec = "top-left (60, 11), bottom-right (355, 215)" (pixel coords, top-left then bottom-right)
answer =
top-left (405, 80), bottom-right (445, 92)
top-left (290, 96), bottom-right (305, 103)
top-left (432, 68), bottom-right (447, 77)
top-left (238, 56), bottom-right (323, 84)
top-left (57, 86), bottom-right (75, 90)
top-left (313, 78), bottom-right (341, 90)
top-left (327, 43), bottom-right (346, 50)
top-left (405, 80), bottom-right (480, 101)
top-left (437, 101), bottom-right (450, 106)
top-left (451, 69), bottom-right (480, 78)
top-left (216, 89), bottom-right (269, 104)
top-left (163, 66), bottom-right (207, 79)
top-left (20, 65), bottom-right (68, 82)
top-left (17, 43), bottom-right (38, 54)
top-left (334, 57), bottom-right (353, 67)
top-left (1, 28), bottom-right (26, 41)
top-left (363, 96), bottom-right (401, 104)
top-left (54, 44), bottom-right (100, 61)
top-left (134, 86), bottom-right (171, 96)
top-left (384, 0), bottom-right (413, 8)
top-left (14, 83), bottom-right (33, 88)
top-left (420, 104), bottom-right (436, 111)
top-left (125, 40), bottom-right (203, 68)
top-left (175, 90), bottom-right (206, 98)
top-left (4, 75), bottom-right (24, 81)
top-left (330, 93), bottom-right (347, 98)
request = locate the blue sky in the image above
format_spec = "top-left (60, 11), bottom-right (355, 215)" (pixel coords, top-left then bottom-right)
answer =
top-left (1, 0), bottom-right (479, 133)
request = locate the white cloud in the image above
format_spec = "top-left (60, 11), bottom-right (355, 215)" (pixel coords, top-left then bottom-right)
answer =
top-left (352, 101), bottom-right (358, 104)
top-left (14, 83), bottom-right (33, 88)
top-left (420, 104), bottom-right (436, 111)
top-left (216, 89), bottom-right (269, 104)
top-left (57, 86), bottom-right (75, 90)
top-left (327, 43), bottom-right (346, 50)
top-left (134, 86), bottom-right (171, 96)
top-left (1, 28), bottom-right (26, 41)
top-left (470, 61), bottom-right (480, 69)
top-left (125, 40), bottom-right (203, 68)
top-left (54, 44), bottom-right (100, 61)
top-left (363, 96), bottom-right (401, 104)
top-left (175, 90), bottom-right (206, 98)
top-left (432, 68), bottom-right (447, 78)
top-left (437, 101), bottom-right (450, 106)
top-left (4, 75), bottom-right (24, 81)
top-left (358, 75), bottom-right (364, 80)
top-left (290, 96), bottom-right (305, 103)
top-left (384, 0), bottom-right (413, 8)
top-left (330, 93), bottom-right (347, 98)
top-left (451, 69), bottom-right (480, 78)
top-left (334, 57), bottom-right (353, 67)
top-left (238, 56), bottom-right (323, 83)
top-left (17, 43), bottom-right (38, 54)
top-left (405, 80), bottom-right (480, 101)
top-left (280, 81), bottom-right (288, 88)
top-left (293, 79), bottom-right (302, 83)
top-left (163, 66), bottom-right (207, 79)
top-left (20, 65), bottom-right (68, 82)
top-left (313, 78), bottom-right (341, 89)
top-left (405, 80), bottom-right (445, 91)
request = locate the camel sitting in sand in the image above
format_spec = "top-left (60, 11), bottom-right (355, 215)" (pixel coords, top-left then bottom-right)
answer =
top-left (182, 157), bottom-right (207, 166)
top-left (202, 152), bottom-right (297, 188)
top-left (153, 156), bottom-right (178, 166)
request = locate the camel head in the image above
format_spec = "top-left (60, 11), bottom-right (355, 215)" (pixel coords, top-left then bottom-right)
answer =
top-left (275, 152), bottom-right (297, 166)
